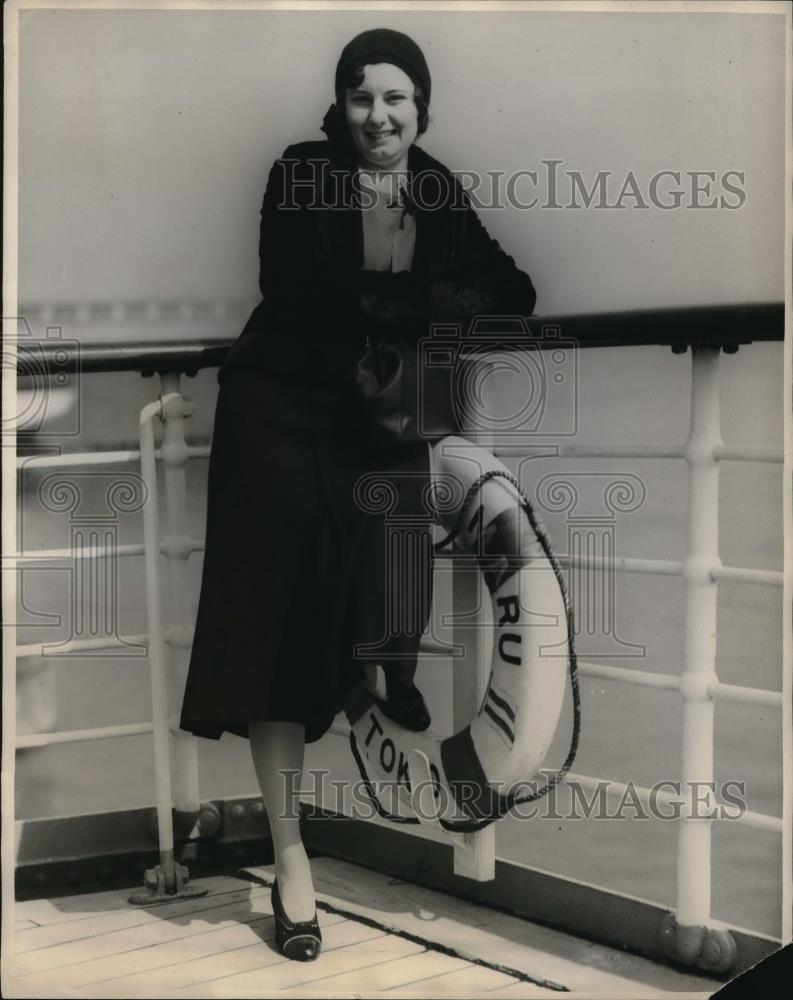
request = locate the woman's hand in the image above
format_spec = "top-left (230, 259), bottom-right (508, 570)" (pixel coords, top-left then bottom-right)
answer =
top-left (359, 270), bottom-right (430, 341)
top-left (429, 278), bottom-right (478, 323)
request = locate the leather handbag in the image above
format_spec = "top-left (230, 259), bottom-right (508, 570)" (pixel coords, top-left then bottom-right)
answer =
top-left (355, 336), bottom-right (459, 448)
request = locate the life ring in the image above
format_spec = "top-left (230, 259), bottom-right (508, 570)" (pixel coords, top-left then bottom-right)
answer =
top-left (345, 436), bottom-right (578, 834)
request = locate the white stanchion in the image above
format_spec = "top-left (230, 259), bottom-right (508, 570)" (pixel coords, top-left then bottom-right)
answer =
top-left (677, 348), bottom-right (722, 930)
top-left (158, 374), bottom-right (201, 821)
top-left (129, 397), bottom-right (206, 904)
top-left (139, 401), bottom-right (176, 864)
top-left (662, 347), bottom-right (737, 973)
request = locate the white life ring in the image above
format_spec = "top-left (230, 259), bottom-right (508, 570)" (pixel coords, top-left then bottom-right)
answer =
top-left (345, 436), bottom-right (576, 834)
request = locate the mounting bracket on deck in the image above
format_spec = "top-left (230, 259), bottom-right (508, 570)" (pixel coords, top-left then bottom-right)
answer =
top-left (659, 912), bottom-right (737, 975)
top-left (128, 855), bottom-right (208, 906)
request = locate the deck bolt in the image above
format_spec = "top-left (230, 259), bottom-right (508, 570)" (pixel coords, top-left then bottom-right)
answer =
top-left (199, 802), bottom-right (222, 836)
top-left (700, 928), bottom-right (738, 973)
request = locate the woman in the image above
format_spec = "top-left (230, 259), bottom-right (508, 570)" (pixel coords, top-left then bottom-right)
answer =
top-left (180, 28), bottom-right (536, 961)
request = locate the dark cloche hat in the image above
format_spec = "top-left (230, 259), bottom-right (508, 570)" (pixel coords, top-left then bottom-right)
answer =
top-left (334, 28), bottom-right (431, 103)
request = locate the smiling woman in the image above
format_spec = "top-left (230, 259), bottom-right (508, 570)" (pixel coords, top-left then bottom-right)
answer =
top-left (179, 25), bottom-right (537, 963)
top-left (345, 65), bottom-right (421, 171)
top-left (336, 27), bottom-right (431, 175)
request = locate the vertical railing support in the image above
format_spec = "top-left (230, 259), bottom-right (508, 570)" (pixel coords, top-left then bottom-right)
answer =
top-left (129, 396), bottom-right (207, 905)
top-left (678, 346), bottom-right (721, 929)
top-left (157, 373), bottom-right (201, 833)
top-left (660, 346), bottom-right (736, 972)
top-left (451, 358), bottom-right (496, 881)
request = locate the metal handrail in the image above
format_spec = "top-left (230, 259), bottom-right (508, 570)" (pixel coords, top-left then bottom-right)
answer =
top-left (13, 301), bottom-right (784, 377)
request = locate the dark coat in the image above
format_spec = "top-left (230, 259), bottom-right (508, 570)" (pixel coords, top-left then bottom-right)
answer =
top-left (218, 116), bottom-right (537, 387)
top-left (180, 117), bottom-right (537, 745)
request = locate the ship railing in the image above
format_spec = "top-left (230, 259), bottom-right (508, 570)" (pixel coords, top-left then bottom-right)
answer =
top-left (7, 301), bottom-right (786, 974)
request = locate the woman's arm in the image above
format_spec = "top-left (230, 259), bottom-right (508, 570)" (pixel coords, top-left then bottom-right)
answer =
top-left (356, 173), bottom-right (538, 341)
top-left (430, 178), bottom-right (537, 324)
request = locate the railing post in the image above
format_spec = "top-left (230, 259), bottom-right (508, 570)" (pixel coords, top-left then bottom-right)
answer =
top-left (129, 396), bottom-right (207, 904)
top-left (451, 357), bottom-right (496, 881)
top-left (157, 372), bottom-right (201, 833)
top-left (661, 346), bottom-right (736, 972)
top-left (679, 346), bottom-right (720, 926)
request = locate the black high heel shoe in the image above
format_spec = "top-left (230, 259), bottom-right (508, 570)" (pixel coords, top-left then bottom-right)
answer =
top-left (378, 678), bottom-right (431, 732)
top-left (271, 878), bottom-right (322, 962)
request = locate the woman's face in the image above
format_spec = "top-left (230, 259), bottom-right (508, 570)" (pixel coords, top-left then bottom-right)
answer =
top-left (344, 63), bottom-right (419, 170)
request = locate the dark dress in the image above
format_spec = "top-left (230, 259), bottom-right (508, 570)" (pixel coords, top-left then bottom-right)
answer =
top-left (179, 109), bottom-right (536, 744)
top-left (180, 368), bottom-right (433, 744)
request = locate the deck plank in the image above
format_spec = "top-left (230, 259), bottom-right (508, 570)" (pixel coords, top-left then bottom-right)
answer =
top-left (194, 926), bottom-right (424, 995)
top-left (14, 875), bottom-right (250, 928)
top-left (15, 881), bottom-right (266, 953)
top-left (13, 920), bottom-right (39, 932)
top-left (31, 913), bottom-right (347, 994)
top-left (307, 950), bottom-right (471, 992)
top-left (79, 914), bottom-right (350, 998)
top-left (395, 963), bottom-right (528, 993)
top-left (79, 918), bottom-right (277, 995)
top-left (485, 982), bottom-right (594, 998)
top-left (14, 890), bottom-right (276, 978)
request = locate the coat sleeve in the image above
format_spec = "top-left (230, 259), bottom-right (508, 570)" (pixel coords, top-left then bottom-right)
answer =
top-left (257, 152), bottom-right (356, 325)
top-left (429, 177), bottom-right (537, 324)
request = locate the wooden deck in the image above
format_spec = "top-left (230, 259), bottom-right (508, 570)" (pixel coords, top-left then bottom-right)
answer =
top-left (4, 858), bottom-right (720, 997)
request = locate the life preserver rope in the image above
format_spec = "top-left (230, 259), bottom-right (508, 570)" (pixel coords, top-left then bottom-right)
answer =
top-left (345, 437), bottom-right (580, 835)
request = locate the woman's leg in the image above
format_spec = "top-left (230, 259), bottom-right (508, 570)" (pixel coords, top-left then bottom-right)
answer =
top-left (249, 720), bottom-right (316, 923)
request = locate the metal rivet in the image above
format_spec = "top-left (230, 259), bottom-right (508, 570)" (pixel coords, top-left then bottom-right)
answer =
top-left (199, 802), bottom-right (222, 837)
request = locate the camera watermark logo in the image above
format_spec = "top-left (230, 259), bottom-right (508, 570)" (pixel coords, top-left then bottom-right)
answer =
top-left (530, 469), bottom-right (648, 659)
top-left (4, 316), bottom-right (82, 439)
top-left (15, 467), bottom-right (150, 657)
top-left (351, 470), bottom-right (438, 660)
top-left (418, 316), bottom-right (579, 442)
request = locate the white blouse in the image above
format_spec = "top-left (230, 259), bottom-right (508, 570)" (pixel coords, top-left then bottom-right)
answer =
top-left (358, 169), bottom-right (416, 273)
